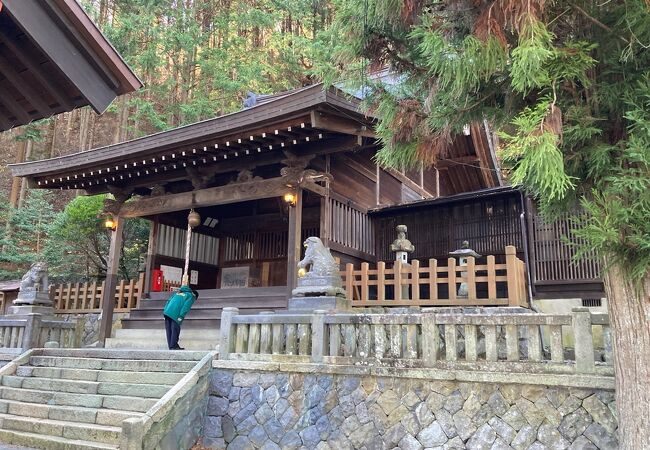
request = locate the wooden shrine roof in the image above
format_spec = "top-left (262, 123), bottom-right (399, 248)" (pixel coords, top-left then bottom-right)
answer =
top-left (0, 0), bottom-right (142, 131)
top-left (10, 84), bottom-right (375, 193)
top-left (370, 186), bottom-right (519, 215)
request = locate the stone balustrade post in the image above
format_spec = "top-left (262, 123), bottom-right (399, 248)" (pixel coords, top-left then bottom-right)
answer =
top-left (422, 311), bottom-right (438, 367)
top-left (219, 307), bottom-right (239, 360)
top-left (311, 310), bottom-right (326, 363)
top-left (21, 313), bottom-right (42, 350)
top-left (572, 307), bottom-right (595, 373)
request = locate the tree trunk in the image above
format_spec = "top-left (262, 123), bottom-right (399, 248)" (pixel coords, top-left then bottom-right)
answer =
top-left (603, 262), bottom-right (650, 450)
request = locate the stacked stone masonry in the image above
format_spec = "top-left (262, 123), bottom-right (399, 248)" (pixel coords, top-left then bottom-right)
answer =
top-left (203, 369), bottom-right (617, 450)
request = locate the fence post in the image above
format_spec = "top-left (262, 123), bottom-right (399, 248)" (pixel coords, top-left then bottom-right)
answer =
top-left (572, 308), bottom-right (595, 373)
top-left (422, 311), bottom-right (438, 367)
top-left (311, 310), bottom-right (326, 363)
top-left (345, 263), bottom-right (354, 301)
top-left (219, 307), bottom-right (238, 360)
top-left (21, 314), bottom-right (42, 350)
top-left (505, 246), bottom-right (519, 306)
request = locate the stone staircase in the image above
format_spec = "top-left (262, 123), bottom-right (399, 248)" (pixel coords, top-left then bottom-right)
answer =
top-left (106, 286), bottom-right (287, 350)
top-left (0, 348), bottom-right (208, 450)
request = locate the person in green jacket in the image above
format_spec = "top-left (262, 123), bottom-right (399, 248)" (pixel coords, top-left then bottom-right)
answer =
top-left (162, 285), bottom-right (198, 350)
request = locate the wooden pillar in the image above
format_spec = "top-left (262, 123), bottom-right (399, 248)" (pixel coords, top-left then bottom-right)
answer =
top-left (98, 216), bottom-right (125, 347)
top-left (287, 189), bottom-right (303, 296)
top-left (142, 217), bottom-right (159, 298)
top-left (320, 155), bottom-right (331, 246)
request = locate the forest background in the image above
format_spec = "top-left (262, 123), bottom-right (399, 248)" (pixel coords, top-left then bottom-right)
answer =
top-left (0, 0), bottom-right (335, 282)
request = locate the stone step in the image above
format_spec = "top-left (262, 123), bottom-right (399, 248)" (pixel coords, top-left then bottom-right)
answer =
top-left (15, 365), bottom-right (185, 385)
top-left (147, 286), bottom-right (287, 301)
top-left (0, 386), bottom-right (157, 412)
top-left (29, 355), bottom-right (197, 372)
top-left (0, 429), bottom-right (118, 450)
top-left (0, 399), bottom-right (142, 426)
top-left (114, 328), bottom-right (219, 340)
top-left (121, 316), bottom-right (220, 330)
top-left (104, 337), bottom-right (218, 351)
top-left (0, 413), bottom-right (121, 445)
top-left (1, 375), bottom-right (171, 398)
top-left (40, 348), bottom-right (208, 361)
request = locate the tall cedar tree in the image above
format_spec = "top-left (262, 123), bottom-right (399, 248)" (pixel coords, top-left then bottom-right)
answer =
top-left (322, 1), bottom-right (649, 448)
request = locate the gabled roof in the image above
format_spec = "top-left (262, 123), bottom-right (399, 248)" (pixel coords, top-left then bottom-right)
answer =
top-left (0, 0), bottom-right (142, 131)
top-left (10, 83), bottom-right (375, 192)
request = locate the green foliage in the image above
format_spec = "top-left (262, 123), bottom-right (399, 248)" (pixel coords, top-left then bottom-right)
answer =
top-left (45, 195), bottom-right (149, 282)
top-left (0, 194), bottom-right (149, 283)
top-left (0, 190), bottom-right (57, 280)
top-left (322, 0), bottom-right (650, 283)
top-left (79, 0), bottom-right (331, 133)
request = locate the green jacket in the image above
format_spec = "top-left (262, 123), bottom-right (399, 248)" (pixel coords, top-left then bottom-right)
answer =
top-left (162, 285), bottom-right (196, 325)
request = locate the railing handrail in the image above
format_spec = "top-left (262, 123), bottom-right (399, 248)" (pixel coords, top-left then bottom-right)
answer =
top-left (219, 307), bottom-right (613, 377)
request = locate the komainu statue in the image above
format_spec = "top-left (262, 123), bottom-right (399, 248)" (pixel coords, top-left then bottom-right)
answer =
top-left (19, 262), bottom-right (49, 293)
top-left (292, 237), bottom-right (345, 298)
top-left (297, 237), bottom-right (339, 278)
top-left (14, 262), bottom-right (52, 307)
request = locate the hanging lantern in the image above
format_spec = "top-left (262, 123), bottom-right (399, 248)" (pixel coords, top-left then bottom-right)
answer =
top-left (188, 209), bottom-right (201, 228)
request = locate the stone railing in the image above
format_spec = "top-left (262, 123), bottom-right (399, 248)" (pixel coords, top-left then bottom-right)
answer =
top-left (218, 307), bottom-right (612, 377)
top-left (341, 246), bottom-right (527, 308)
top-left (0, 316), bottom-right (81, 353)
top-left (121, 351), bottom-right (215, 450)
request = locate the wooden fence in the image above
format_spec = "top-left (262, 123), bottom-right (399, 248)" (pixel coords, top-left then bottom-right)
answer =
top-left (0, 315), bottom-right (80, 353)
top-left (50, 273), bottom-right (145, 314)
top-left (328, 196), bottom-right (375, 258)
top-left (530, 212), bottom-right (602, 283)
top-left (341, 245), bottom-right (527, 307)
top-left (218, 307), bottom-right (613, 377)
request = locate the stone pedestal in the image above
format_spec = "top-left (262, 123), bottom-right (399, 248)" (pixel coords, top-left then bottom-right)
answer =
top-left (288, 296), bottom-right (350, 312)
top-left (13, 291), bottom-right (53, 307)
top-left (7, 305), bottom-right (55, 318)
top-left (9, 291), bottom-right (54, 318)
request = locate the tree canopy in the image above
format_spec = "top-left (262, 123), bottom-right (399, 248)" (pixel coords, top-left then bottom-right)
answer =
top-left (322, 0), bottom-right (650, 282)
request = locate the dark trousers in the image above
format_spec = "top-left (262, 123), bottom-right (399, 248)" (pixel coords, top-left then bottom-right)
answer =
top-left (164, 316), bottom-right (181, 349)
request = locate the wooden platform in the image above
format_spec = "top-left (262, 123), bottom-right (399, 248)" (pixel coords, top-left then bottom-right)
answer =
top-left (121, 286), bottom-right (288, 330)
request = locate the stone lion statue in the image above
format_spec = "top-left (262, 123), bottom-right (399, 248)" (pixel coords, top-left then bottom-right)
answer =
top-left (19, 262), bottom-right (49, 293)
top-left (297, 237), bottom-right (339, 278)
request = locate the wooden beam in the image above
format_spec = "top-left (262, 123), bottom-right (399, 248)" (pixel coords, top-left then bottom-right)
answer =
top-left (310, 110), bottom-right (375, 138)
top-left (98, 215), bottom-right (124, 346)
top-left (287, 188), bottom-right (303, 296)
top-left (0, 82), bottom-right (31, 124)
top-left (0, 26), bottom-right (73, 109)
top-left (301, 179), bottom-right (328, 197)
top-left (470, 123), bottom-right (498, 188)
top-left (383, 167), bottom-right (434, 198)
top-left (36, 135), bottom-right (362, 192)
top-left (119, 177), bottom-right (293, 218)
top-left (336, 154), bottom-right (377, 182)
top-left (0, 52), bottom-right (51, 113)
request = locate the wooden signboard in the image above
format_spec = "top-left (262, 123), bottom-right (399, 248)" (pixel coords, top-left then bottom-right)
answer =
top-left (220, 267), bottom-right (249, 289)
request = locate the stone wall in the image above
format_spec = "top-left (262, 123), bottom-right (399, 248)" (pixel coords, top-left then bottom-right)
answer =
top-left (203, 365), bottom-right (617, 450)
top-left (57, 312), bottom-right (128, 346)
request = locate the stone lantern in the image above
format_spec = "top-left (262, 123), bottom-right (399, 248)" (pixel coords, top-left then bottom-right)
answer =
top-left (391, 225), bottom-right (415, 299)
top-left (449, 241), bottom-right (481, 298)
top-left (390, 225), bottom-right (415, 263)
